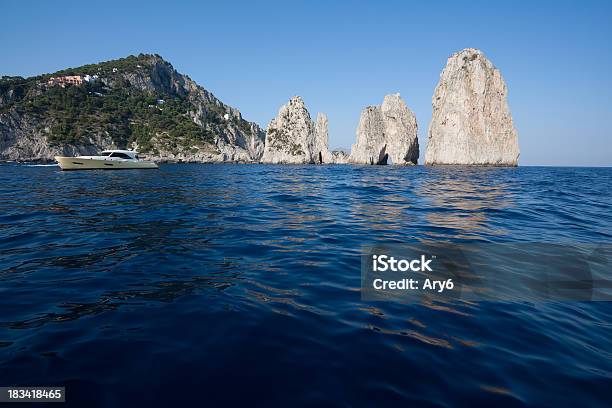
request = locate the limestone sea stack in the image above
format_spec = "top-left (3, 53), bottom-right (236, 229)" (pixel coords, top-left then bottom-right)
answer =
top-left (313, 113), bottom-right (333, 164)
top-left (331, 150), bottom-right (349, 164)
top-left (425, 48), bottom-right (519, 166)
top-left (261, 96), bottom-right (332, 164)
top-left (349, 94), bottom-right (418, 165)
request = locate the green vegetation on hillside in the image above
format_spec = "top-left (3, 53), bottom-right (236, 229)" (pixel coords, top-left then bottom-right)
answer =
top-left (0, 54), bottom-right (246, 153)
top-left (53, 54), bottom-right (161, 78)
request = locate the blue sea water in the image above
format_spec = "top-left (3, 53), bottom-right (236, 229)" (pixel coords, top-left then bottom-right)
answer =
top-left (0, 163), bottom-right (611, 407)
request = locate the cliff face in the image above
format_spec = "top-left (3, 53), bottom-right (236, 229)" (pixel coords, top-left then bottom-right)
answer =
top-left (350, 93), bottom-right (418, 165)
top-left (425, 48), bottom-right (519, 166)
top-left (261, 96), bottom-right (332, 164)
top-left (0, 54), bottom-right (264, 162)
top-left (0, 110), bottom-right (115, 160)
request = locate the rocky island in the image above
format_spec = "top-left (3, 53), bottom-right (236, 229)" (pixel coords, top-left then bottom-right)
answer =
top-left (349, 93), bottom-right (419, 165)
top-left (425, 48), bottom-right (520, 166)
top-left (1, 50), bottom-right (521, 166)
top-left (0, 54), bottom-right (265, 163)
top-left (261, 96), bottom-right (332, 164)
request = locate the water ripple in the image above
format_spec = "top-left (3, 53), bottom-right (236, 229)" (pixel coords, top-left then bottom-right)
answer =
top-left (0, 163), bottom-right (611, 407)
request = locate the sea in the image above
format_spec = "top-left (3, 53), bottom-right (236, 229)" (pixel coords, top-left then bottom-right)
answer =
top-left (0, 163), bottom-right (610, 407)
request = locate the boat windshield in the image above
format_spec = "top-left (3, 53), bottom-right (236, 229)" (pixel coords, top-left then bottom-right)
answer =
top-left (109, 152), bottom-right (134, 159)
top-left (99, 152), bottom-right (112, 156)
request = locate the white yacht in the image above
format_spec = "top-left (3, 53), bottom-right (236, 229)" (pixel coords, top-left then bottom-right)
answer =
top-left (55, 150), bottom-right (158, 170)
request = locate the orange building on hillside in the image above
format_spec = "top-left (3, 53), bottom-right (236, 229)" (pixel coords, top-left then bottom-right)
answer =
top-left (47, 75), bottom-right (84, 87)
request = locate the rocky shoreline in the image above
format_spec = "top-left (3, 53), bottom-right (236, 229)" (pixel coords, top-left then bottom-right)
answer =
top-left (1, 49), bottom-right (519, 166)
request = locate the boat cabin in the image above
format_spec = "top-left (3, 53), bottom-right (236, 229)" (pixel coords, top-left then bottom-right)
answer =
top-left (100, 150), bottom-right (139, 160)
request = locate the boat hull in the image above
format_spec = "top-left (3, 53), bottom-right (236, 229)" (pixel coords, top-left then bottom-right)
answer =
top-left (55, 157), bottom-right (158, 170)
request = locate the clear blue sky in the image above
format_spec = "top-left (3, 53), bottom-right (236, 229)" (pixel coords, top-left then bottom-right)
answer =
top-left (3, 0), bottom-right (611, 166)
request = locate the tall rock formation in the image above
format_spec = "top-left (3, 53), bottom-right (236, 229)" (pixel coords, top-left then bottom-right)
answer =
top-left (425, 48), bottom-right (519, 166)
top-left (261, 96), bottom-right (332, 164)
top-left (313, 113), bottom-right (332, 164)
top-left (349, 93), bottom-right (418, 165)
